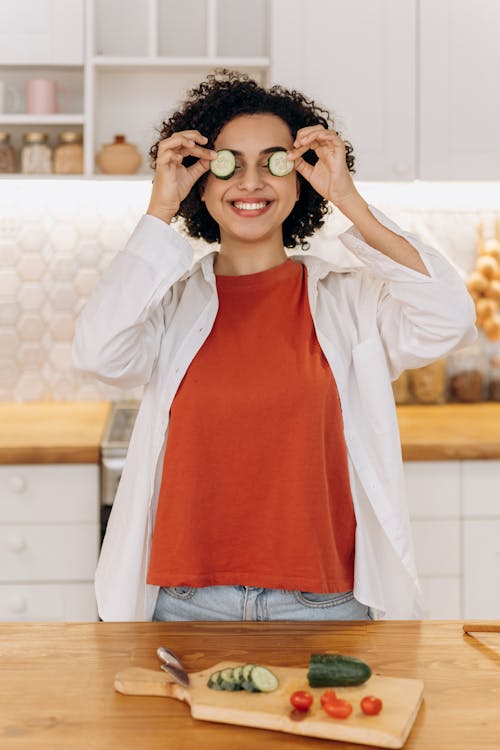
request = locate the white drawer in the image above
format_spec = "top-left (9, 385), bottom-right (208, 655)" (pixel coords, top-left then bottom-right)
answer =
top-left (411, 519), bottom-right (461, 576)
top-left (404, 461), bottom-right (461, 518)
top-left (464, 519), bottom-right (500, 618)
top-left (462, 461), bottom-right (500, 518)
top-left (0, 582), bottom-right (97, 621)
top-left (0, 464), bottom-right (99, 523)
top-left (0, 523), bottom-right (99, 582)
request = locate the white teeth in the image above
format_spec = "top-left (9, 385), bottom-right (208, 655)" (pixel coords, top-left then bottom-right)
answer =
top-left (233, 201), bottom-right (269, 210)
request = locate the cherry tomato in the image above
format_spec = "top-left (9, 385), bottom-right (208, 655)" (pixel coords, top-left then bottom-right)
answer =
top-left (320, 689), bottom-right (338, 707)
top-left (323, 698), bottom-right (353, 719)
top-left (360, 695), bottom-right (383, 716)
top-left (290, 690), bottom-right (314, 712)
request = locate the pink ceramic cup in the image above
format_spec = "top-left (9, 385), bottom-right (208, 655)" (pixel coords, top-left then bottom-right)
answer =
top-left (26, 78), bottom-right (57, 114)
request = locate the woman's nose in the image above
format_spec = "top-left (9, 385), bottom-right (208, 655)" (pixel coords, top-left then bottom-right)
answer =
top-left (237, 165), bottom-right (265, 191)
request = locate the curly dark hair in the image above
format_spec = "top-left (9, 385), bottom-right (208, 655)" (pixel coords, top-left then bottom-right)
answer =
top-left (149, 69), bottom-right (356, 250)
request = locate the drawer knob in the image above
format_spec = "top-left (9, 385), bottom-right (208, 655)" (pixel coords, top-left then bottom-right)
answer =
top-left (8, 535), bottom-right (26, 553)
top-left (9, 475), bottom-right (27, 494)
top-left (9, 594), bottom-right (27, 613)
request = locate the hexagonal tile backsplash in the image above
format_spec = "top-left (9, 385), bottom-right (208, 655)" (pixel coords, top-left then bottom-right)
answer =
top-left (0, 178), bottom-right (496, 401)
top-left (0, 178), bottom-right (223, 402)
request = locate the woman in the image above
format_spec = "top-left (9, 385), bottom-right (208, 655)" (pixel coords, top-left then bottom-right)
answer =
top-left (73, 70), bottom-right (476, 622)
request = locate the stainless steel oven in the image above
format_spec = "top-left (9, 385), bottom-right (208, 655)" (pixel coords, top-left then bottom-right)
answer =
top-left (100, 400), bottom-right (139, 544)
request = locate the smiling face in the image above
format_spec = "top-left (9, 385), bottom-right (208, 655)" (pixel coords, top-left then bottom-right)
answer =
top-left (200, 113), bottom-right (300, 252)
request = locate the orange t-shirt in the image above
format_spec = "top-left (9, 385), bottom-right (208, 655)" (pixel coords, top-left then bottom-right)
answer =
top-left (147, 258), bottom-right (356, 592)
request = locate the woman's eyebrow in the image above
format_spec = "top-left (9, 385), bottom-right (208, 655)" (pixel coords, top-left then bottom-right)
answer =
top-left (228, 146), bottom-right (287, 156)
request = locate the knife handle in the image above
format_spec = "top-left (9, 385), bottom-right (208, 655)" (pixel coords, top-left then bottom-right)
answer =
top-left (114, 667), bottom-right (190, 701)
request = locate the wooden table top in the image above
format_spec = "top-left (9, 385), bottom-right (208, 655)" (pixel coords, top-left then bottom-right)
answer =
top-left (0, 401), bottom-right (111, 464)
top-left (1, 620), bottom-right (499, 749)
top-left (2, 401), bottom-right (500, 463)
top-left (397, 402), bottom-right (500, 460)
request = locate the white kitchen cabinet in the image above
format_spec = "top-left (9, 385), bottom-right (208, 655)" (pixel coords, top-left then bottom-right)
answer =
top-left (404, 461), bottom-right (462, 618)
top-left (0, 0), bottom-right (270, 176)
top-left (405, 459), bottom-right (500, 619)
top-left (419, 0), bottom-right (500, 180)
top-left (0, 463), bottom-right (99, 621)
top-left (0, 0), bottom-right (84, 65)
top-left (462, 460), bottom-right (500, 618)
top-left (269, 0), bottom-right (417, 181)
top-left (271, 0), bottom-right (500, 181)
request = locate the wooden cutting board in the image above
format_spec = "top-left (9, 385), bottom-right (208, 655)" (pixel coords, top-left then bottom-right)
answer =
top-left (115, 661), bottom-right (424, 748)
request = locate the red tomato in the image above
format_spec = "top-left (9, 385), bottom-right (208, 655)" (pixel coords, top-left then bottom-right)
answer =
top-left (360, 695), bottom-right (383, 716)
top-left (320, 689), bottom-right (338, 707)
top-left (323, 698), bottom-right (353, 719)
top-left (290, 690), bottom-right (313, 712)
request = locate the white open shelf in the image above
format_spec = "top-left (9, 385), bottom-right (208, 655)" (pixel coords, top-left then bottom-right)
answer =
top-left (1, 0), bottom-right (271, 177)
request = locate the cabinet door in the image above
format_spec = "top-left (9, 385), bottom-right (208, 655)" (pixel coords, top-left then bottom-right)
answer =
top-left (269, 0), bottom-right (416, 180)
top-left (0, 0), bottom-right (84, 64)
top-left (404, 461), bottom-right (462, 618)
top-left (462, 461), bottom-right (500, 618)
top-left (419, 0), bottom-right (500, 179)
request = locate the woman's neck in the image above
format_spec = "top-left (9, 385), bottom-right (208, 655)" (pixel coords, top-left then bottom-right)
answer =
top-left (214, 235), bottom-right (288, 276)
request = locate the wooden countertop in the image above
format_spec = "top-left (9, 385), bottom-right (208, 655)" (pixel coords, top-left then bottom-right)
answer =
top-left (1, 620), bottom-right (499, 749)
top-left (397, 403), bottom-right (500, 460)
top-left (2, 401), bottom-right (500, 463)
top-left (0, 401), bottom-right (111, 464)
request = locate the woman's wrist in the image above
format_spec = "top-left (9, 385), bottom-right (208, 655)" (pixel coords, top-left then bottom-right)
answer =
top-left (146, 204), bottom-right (176, 224)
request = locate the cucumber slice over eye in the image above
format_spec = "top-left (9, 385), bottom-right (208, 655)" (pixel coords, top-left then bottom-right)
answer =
top-left (268, 150), bottom-right (294, 177)
top-left (210, 149), bottom-right (236, 179)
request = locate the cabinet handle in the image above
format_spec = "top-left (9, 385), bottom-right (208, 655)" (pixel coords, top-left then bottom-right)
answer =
top-left (9, 594), bottom-right (27, 613)
top-left (9, 475), bottom-right (27, 494)
top-left (8, 535), bottom-right (26, 553)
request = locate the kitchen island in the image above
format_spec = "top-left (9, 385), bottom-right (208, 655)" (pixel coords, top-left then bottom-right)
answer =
top-left (1, 620), bottom-right (498, 749)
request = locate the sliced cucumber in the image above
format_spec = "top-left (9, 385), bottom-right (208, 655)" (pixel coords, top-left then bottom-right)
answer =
top-left (248, 665), bottom-right (279, 693)
top-left (219, 667), bottom-right (242, 691)
top-left (210, 149), bottom-right (236, 179)
top-left (207, 669), bottom-right (223, 689)
top-left (268, 150), bottom-right (294, 177)
top-left (241, 663), bottom-right (255, 682)
top-left (207, 663), bottom-right (279, 692)
top-left (232, 666), bottom-right (244, 686)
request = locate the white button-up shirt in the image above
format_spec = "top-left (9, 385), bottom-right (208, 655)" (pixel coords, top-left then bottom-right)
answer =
top-left (73, 205), bottom-right (477, 621)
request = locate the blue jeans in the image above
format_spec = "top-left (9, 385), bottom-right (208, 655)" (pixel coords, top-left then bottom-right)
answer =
top-left (152, 585), bottom-right (371, 621)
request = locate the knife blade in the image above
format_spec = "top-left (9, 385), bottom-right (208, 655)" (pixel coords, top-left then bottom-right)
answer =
top-left (159, 662), bottom-right (190, 688)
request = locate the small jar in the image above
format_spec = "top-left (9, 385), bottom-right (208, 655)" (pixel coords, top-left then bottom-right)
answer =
top-left (96, 134), bottom-right (142, 174)
top-left (21, 132), bottom-right (52, 174)
top-left (488, 356), bottom-right (500, 401)
top-left (0, 132), bottom-right (16, 173)
top-left (392, 370), bottom-right (410, 404)
top-left (447, 342), bottom-right (486, 402)
top-left (408, 359), bottom-right (447, 404)
top-left (53, 131), bottom-right (83, 174)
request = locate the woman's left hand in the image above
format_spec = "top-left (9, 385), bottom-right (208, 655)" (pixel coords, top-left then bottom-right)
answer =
top-left (287, 125), bottom-right (358, 207)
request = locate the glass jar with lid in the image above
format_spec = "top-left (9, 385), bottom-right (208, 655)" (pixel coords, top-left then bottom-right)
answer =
top-left (21, 132), bottom-right (52, 174)
top-left (0, 132), bottom-right (16, 173)
top-left (53, 131), bottom-right (83, 174)
top-left (447, 340), bottom-right (487, 402)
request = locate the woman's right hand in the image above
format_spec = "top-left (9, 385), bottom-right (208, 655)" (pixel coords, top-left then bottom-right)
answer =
top-left (146, 130), bottom-right (216, 224)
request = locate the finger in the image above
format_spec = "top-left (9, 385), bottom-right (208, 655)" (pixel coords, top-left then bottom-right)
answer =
top-left (294, 156), bottom-right (315, 181)
top-left (157, 136), bottom-right (217, 163)
top-left (294, 124), bottom-right (326, 144)
top-left (159, 131), bottom-right (208, 148)
top-left (286, 143), bottom-right (312, 160)
top-left (158, 134), bottom-right (197, 154)
top-left (187, 158), bottom-right (210, 180)
top-left (295, 130), bottom-right (341, 150)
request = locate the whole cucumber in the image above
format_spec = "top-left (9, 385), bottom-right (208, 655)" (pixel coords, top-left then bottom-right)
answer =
top-left (307, 653), bottom-right (372, 687)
